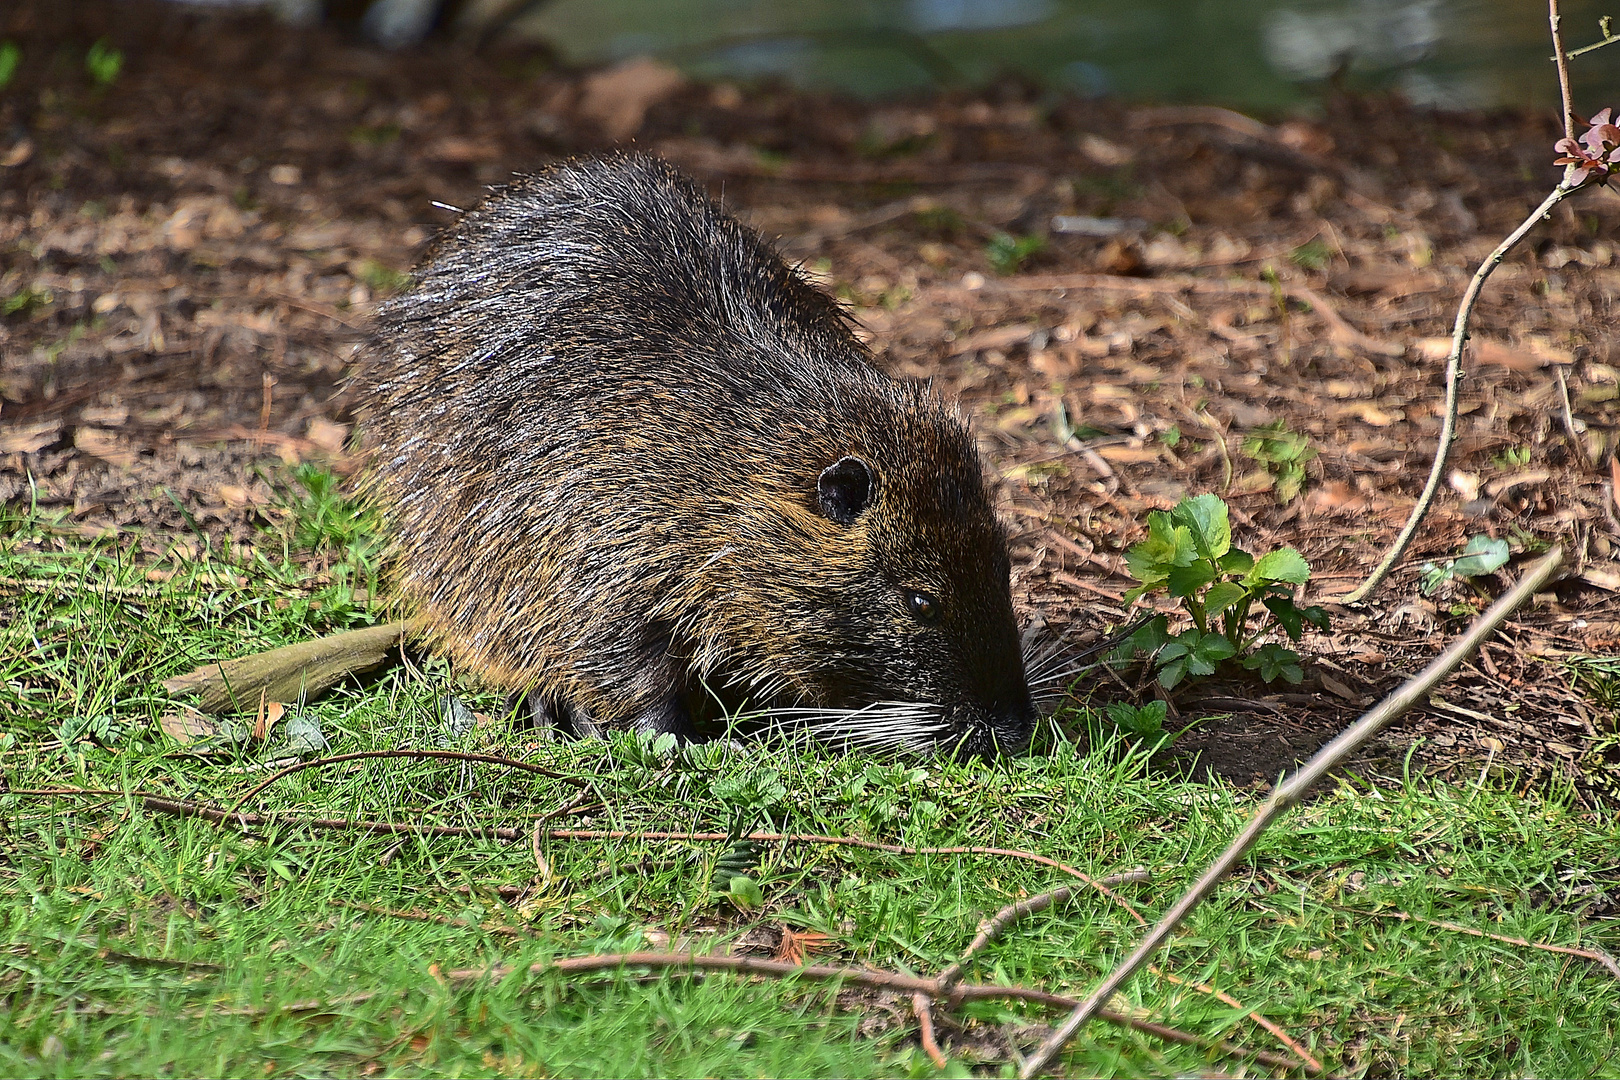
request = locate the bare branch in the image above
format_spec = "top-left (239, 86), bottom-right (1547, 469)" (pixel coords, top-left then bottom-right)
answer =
top-left (1335, 185), bottom-right (1577, 604)
top-left (1551, 0), bottom-right (1578, 142)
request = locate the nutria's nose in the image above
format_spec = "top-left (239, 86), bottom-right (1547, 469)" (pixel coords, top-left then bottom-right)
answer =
top-left (991, 695), bottom-right (1037, 754)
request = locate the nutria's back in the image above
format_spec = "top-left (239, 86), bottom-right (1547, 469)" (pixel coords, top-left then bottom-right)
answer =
top-left (355, 153), bottom-right (1035, 755)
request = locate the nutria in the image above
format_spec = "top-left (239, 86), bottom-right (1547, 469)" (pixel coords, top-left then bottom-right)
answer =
top-left (353, 153), bottom-right (1035, 756)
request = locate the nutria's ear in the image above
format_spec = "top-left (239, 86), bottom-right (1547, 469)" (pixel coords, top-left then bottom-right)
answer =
top-left (817, 456), bottom-right (875, 525)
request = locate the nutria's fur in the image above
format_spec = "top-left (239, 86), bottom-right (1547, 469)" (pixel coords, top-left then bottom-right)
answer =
top-left (354, 154), bottom-right (1034, 755)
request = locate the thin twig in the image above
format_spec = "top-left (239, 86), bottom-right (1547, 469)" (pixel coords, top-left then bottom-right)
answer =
top-left (143, 794), bottom-right (543, 841)
top-left (1335, 185), bottom-right (1577, 604)
top-left (226, 749), bottom-right (588, 817)
top-left (1550, 0), bottom-right (1578, 142)
top-left (912, 992), bottom-right (948, 1069)
top-left (334, 899), bottom-right (530, 937)
top-left (262, 949), bottom-right (1306, 1072)
top-left (1373, 909), bottom-right (1620, 981)
top-left (1148, 966), bottom-right (1325, 1074)
top-left (1565, 15), bottom-right (1620, 60)
top-left (1555, 367), bottom-right (1586, 465)
top-left (937, 872), bottom-right (1151, 990)
top-left (1018, 548), bottom-right (1563, 1078)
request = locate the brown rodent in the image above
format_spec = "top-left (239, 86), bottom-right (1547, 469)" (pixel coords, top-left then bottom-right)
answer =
top-left (353, 153), bottom-right (1035, 756)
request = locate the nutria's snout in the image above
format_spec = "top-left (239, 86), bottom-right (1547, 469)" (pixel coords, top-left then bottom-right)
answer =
top-left (943, 685), bottom-right (1037, 758)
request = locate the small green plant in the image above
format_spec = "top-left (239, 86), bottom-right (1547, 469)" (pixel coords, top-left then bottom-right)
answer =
top-left (1289, 239), bottom-right (1333, 271)
top-left (1113, 493), bottom-right (1329, 689)
top-left (85, 38), bottom-right (123, 87)
top-left (356, 258), bottom-right (411, 295)
top-left (1094, 699), bottom-right (1180, 752)
top-left (1419, 535), bottom-right (1511, 596)
top-left (2, 286), bottom-right (51, 318)
top-left (0, 41), bottom-right (20, 90)
top-left (985, 231), bottom-right (1045, 275)
top-left (1242, 420), bottom-right (1317, 502)
top-left (1492, 445), bottom-right (1532, 469)
top-left (271, 463), bottom-right (382, 572)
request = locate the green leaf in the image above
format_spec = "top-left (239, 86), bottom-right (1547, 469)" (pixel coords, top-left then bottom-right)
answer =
top-left (724, 875), bottom-right (764, 911)
top-left (1300, 604), bottom-right (1331, 631)
top-left (1169, 494), bottom-right (1231, 560)
top-left (1275, 461), bottom-right (1307, 503)
top-left (1453, 536), bottom-right (1510, 579)
top-left (0, 42), bottom-right (19, 90)
top-left (1204, 581), bottom-right (1249, 617)
top-left (1263, 595), bottom-right (1304, 640)
top-left (1186, 630), bottom-right (1238, 673)
top-left (1243, 643), bottom-right (1303, 684)
top-left (1248, 547), bottom-right (1310, 586)
top-left (1219, 549), bottom-right (1255, 574)
top-left (1156, 656), bottom-right (1188, 690)
top-left (1127, 511), bottom-right (1196, 583)
top-left (1110, 616), bottom-right (1169, 665)
top-left (1105, 699), bottom-right (1168, 739)
top-left (1166, 561), bottom-right (1217, 598)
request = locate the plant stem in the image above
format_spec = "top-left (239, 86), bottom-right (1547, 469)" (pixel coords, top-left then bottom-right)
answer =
top-left (1336, 183), bottom-right (1578, 604)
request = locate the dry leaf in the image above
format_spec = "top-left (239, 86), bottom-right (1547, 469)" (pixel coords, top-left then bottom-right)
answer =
top-left (80, 404), bottom-right (129, 427)
top-left (1319, 674), bottom-right (1358, 701)
top-left (1580, 564), bottom-right (1620, 591)
top-left (305, 418), bottom-right (349, 453)
top-left (215, 484), bottom-right (255, 508)
top-left (1337, 402), bottom-right (1402, 426)
top-left (1417, 336), bottom-right (1572, 372)
top-left (427, 137), bottom-right (500, 163)
top-left (1448, 470), bottom-right (1482, 500)
top-left (253, 696), bottom-right (286, 742)
top-left (577, 57), bottom-right (685, 141)
top-left (1094, 444), bottom-right (1163, 464)
top-left (949, 324), bottom-right (1035, 356)
top-left (774, 927), bottom-right (833, 965)
top-left (159, 706), bottom-right (218, 745)
top-left (1, 137), bottom-right (35, 167)
top-left (73, 427), bottom-right (138, 468)
top-left (0, 421), bottom-right (63, 454)
top-left (1484, 469), bottom-right (1551, 497)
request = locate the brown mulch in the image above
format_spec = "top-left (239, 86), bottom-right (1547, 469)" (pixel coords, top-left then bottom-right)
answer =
top-left (3, 0), bottom-right (1618, 796)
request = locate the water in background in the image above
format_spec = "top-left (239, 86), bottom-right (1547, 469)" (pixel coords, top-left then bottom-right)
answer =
top-left (514, 0), bottom-right (1620, 112)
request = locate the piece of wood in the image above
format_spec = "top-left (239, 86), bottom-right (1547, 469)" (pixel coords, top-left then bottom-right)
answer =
top-left (162, 620), bottom-right (409, 713)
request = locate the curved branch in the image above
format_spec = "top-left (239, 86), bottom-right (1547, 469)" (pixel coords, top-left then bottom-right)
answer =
top-left (1335, 185), bottom-right (1577, 604)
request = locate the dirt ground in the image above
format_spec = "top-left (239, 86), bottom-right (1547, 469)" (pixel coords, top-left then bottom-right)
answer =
top-left (3, 0), bottom-right (1619, 796)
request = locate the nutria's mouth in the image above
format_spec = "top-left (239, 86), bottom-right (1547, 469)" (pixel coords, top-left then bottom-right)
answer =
top-left (747, 700), bottom-right (1033, 758)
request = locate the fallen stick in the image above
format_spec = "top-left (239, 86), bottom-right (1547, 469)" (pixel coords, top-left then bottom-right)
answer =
top-left (162, 620), bottom-right (409, 713)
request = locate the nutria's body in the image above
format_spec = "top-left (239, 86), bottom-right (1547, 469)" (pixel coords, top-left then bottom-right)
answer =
top-left (355, 154), bottom-right (1034, 755)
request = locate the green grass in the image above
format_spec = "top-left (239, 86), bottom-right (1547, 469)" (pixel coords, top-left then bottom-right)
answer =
top-left (2, 507), bottom-right (1618, 1078)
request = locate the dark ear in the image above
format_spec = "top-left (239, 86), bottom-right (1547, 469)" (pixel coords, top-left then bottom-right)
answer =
top-left (817, 456), bottom-right (875, 525)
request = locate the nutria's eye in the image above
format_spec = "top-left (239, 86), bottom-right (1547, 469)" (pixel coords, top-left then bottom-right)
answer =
top-left (905, 590), bottom-right (941, 624)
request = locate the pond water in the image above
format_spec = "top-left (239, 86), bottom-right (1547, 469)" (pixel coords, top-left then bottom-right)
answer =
top-left (514, 0), bottom-right (1620, 112)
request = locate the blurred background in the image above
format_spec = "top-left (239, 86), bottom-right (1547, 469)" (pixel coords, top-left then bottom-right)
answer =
top-left (174, 0), bottom-right (1620, 111)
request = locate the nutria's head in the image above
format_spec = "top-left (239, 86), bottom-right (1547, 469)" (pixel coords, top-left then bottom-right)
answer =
top-left (681, 382), bottom-right (1037, 758)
